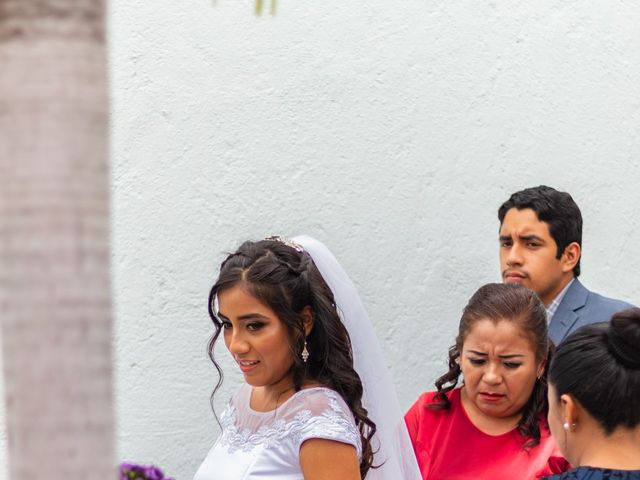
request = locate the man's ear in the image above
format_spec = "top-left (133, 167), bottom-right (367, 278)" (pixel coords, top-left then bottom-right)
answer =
top-left (300, 306), bottom-right (314, 336)
top-left (561, 242), bottom-right (581, 273)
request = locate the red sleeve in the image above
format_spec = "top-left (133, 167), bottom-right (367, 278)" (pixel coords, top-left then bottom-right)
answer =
top-left (404, 398), bottom-right (421, 445)
top-left (405, 392), bottom-right (433, 447)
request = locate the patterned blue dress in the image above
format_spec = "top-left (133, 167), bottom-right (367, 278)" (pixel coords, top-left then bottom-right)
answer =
top-left (545, 467), bottom-right (640, 480)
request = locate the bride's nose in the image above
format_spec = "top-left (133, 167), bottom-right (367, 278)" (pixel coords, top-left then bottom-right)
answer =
top-left (226, 330), bottom-right (250, 355)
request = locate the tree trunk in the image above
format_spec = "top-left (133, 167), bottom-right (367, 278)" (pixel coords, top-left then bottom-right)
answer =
top-left (0, 1), bottom-right (114, 479)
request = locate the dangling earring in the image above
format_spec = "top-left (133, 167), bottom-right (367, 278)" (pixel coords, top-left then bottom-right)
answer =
top-left (301, 340), bottom-right (309, 363)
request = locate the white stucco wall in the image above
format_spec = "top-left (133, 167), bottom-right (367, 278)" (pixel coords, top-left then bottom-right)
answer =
top-left (2, 1), bottom-right (640, 479)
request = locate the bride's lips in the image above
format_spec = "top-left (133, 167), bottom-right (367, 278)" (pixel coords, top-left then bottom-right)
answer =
top-left (236, 359), bottom-right (260, 373)
top-left (480, 392), bottom-right (505, 402)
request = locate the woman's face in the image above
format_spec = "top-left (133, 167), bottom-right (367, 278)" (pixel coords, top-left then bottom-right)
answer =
top-left (460, 318), bottom-right (544, 421)
top-left (217, 285), bottom-right (295, 392)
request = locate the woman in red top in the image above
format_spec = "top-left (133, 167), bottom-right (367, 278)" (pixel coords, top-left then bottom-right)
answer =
top-left (405, 283), bottom-right (570, 480)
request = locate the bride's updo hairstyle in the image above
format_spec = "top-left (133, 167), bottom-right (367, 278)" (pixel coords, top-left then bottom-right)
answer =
top-left (430, 283), bottom-right (551, 447)
top-left (548, 307), bottom-right (640, 434)
top-left (207, 237), bottom-right (376, 477)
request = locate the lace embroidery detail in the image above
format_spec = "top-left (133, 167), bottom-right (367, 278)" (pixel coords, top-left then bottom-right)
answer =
top-left (290, 394), bottom-right (361, 455)
top-left (218, 389), bottom-right (361, 457)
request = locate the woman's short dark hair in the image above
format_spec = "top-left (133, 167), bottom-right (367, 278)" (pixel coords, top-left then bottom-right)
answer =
top-left (430, 283), bottom-right (551, 447)
top-left (207, 238), bottom-right (376, 477)
top-left (548, 307), bottom-right (640, 434)
top-left (498, 185), bottom-right (583, 276)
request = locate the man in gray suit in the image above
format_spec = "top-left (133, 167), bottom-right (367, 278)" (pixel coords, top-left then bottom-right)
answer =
top-left (498, 185), bottom-right (633, 345)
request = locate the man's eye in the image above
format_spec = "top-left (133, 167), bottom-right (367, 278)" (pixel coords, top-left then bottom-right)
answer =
top-left (504, 362), bottom-right (521, 369)
top-left (500, 241), bottom-right (512, 248)
top-left (247, 322), bottom-right (265, 332)
top-left (469, 358), bottom-right (485, 366)
top-left (526, 243), bottom-right (540, 248)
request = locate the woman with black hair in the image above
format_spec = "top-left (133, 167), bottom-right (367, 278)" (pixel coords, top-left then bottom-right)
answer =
top-left (405, 283), bottom-right (570, 479)
top-left (544, 308), bottom-right (640, 480)
top-left (194, 236), bottom-right (420, 479)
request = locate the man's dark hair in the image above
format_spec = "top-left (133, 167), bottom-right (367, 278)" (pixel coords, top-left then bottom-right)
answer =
top-left (498, 185), bottom-right (582, 277)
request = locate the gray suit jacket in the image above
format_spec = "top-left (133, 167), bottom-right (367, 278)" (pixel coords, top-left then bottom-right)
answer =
top-left (548, 278), bottom-right (634, 345)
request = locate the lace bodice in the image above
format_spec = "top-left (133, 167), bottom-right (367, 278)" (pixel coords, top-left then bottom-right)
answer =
top-left (193, 384), bottom-right (361, 480)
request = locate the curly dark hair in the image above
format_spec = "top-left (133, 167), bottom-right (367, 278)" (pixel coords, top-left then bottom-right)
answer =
top-left (207, 238), bottom-right (376, 477)
top-left (429, 283), bottom-right (551, 448)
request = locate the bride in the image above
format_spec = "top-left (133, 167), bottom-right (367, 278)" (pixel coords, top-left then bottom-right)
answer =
top-left (193, 235), bottom-right (420, 479)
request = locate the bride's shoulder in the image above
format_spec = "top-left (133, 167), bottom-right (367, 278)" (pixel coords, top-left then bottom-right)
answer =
top-left (284, 386), bottom-right (352, 418)
top-left (285, 386), bottom-right (362, 456)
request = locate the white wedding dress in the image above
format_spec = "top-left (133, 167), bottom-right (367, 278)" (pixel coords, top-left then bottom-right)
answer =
top-left (194, 236), bottom-right (421, 480)
top-left (193, 383), bottom-right (361, 480)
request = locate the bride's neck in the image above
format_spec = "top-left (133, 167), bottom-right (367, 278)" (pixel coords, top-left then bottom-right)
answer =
top-left (250, 375), bottom-right (321, 412)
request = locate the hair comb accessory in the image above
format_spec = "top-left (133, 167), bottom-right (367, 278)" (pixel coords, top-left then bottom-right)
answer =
top-left (264, 235), bottom-right (305, 253)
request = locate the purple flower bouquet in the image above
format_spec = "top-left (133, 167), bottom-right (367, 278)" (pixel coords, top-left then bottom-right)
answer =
top-left (120, 462), bottom-right (175, 480)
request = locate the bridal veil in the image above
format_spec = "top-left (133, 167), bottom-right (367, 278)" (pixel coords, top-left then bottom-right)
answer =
top-left (294, 236), bottom-right (421, 480)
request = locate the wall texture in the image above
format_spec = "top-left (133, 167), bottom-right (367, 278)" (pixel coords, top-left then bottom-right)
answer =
top-left (2, 1), bottom-right (640, 479)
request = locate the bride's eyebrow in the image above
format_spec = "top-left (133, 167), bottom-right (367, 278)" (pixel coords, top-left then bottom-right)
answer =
top-left (216, 311), bottom-right (270, 321)
top-left (237, 313), bottom-right (270, 321)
